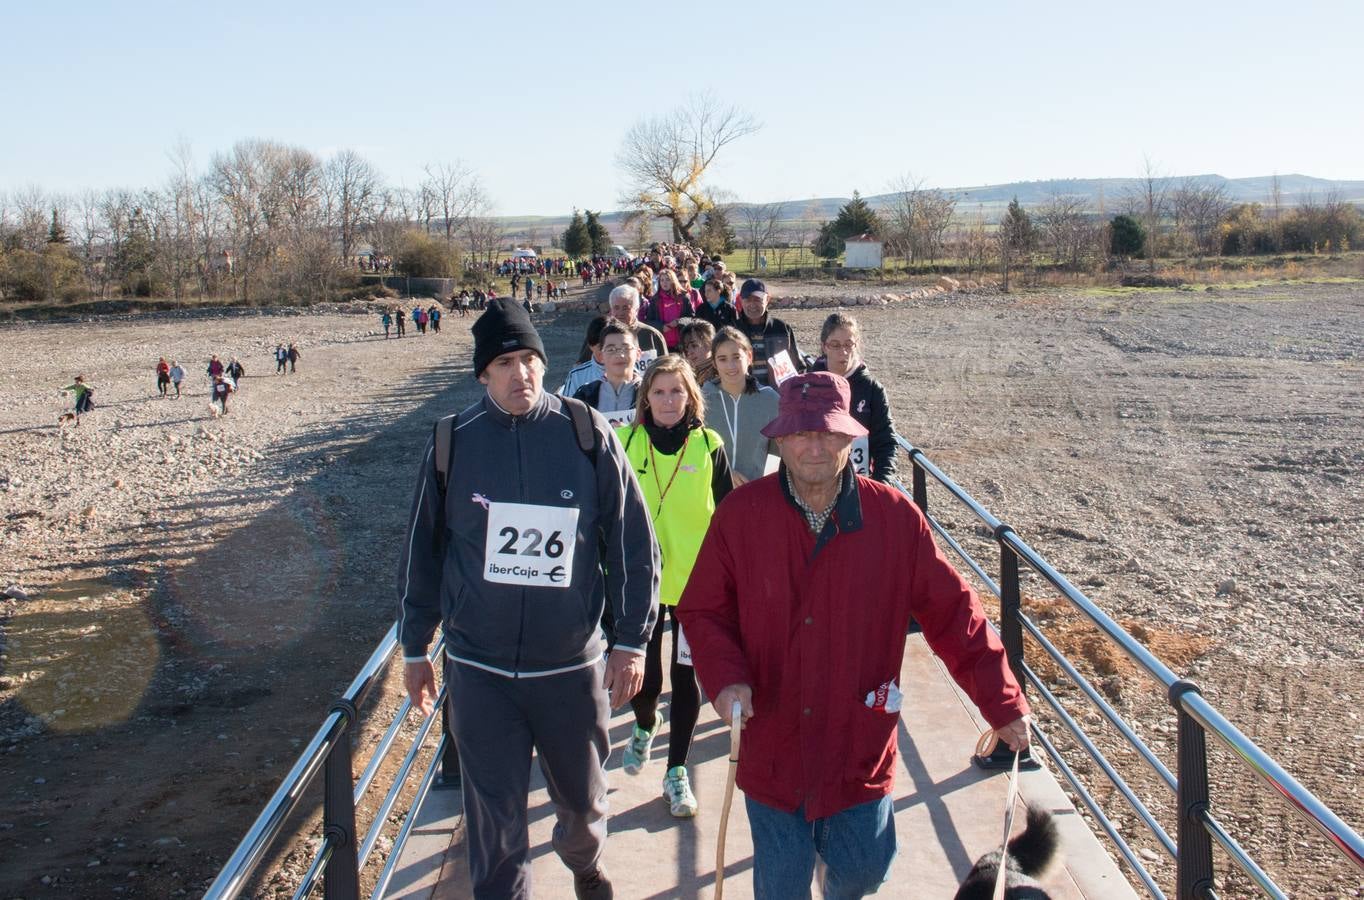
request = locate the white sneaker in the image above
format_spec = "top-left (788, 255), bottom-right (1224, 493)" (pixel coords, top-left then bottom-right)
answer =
top-left (623, 717), bottom-right (662, 776)
top-left (662, 766), bottom-right (698, 817)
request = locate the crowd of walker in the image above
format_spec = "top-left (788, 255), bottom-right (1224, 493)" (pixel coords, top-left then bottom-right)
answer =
top-left (51, 242), bottom-right (1031, 897)
top-left (59, 342), bottom-right (302, 426)
top-left (397, 246), bottom-right (1032, 899)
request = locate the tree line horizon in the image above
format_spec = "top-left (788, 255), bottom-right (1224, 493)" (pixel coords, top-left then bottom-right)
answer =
top-left (3, 96), bottom-right (1361, 306)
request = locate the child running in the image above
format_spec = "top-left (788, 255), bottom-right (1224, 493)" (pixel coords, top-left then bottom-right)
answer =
top-left (61, 375), bottom-right (95, 426)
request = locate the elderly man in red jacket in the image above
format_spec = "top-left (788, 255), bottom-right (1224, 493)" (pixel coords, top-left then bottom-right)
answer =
top-left (677, 371), bottom-right (1030, 900)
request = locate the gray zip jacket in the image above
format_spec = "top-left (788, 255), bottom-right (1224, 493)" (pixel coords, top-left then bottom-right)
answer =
top-left (702, 379), bottom-right (780, 483)
top-left (397, 391), bottom-right (660, 676)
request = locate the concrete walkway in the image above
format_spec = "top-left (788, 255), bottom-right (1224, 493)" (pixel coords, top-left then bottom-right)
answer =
top-left (385, 635), bottom-right (1138, 899)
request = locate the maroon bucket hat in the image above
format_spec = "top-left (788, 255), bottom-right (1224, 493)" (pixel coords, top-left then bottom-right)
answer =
top-left (760, 372), bottom-right (869, 439)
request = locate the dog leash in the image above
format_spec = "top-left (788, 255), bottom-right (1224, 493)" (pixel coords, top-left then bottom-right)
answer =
top-left (715, 699), bottom-right (743, 900)
top-left (993, 748), bottom-right (1022, 900)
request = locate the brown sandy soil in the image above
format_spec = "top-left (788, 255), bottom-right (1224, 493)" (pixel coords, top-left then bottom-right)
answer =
top-left (1, 283), bottom-right (1361, 897)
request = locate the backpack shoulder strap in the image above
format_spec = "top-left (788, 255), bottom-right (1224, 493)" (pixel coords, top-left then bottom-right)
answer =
top-left (559, 396), bottom-right (599, 463)
top-left (434, 412), bottom-right (458, 494)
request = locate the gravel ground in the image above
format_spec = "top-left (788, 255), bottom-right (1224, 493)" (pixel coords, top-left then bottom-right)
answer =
top-left (0, 282), bottom-right (1361, 897)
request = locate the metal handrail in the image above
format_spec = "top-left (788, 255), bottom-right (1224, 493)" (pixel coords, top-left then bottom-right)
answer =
top-left (207, 432), bottom-right (1362, 899)
top-left (205, 624), bottom-right (402, 899)
top-left (367, 734), bottom-right (450, 900)
top-left (893, 433), bottom-right (1364, 895)
top-left (1181, 691), bottom-right (1364, 872)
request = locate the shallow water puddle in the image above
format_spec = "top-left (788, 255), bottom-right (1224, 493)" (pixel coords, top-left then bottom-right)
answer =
top-left (2, 577), bottom-right (160, 732)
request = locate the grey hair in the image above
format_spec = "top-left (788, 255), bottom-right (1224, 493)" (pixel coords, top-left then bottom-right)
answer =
top-left (608, 284), bottom-right (641, 308)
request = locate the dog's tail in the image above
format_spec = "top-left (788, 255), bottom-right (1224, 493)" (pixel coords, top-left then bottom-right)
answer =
top-left (1008, 805), bottom-right (1060, 877)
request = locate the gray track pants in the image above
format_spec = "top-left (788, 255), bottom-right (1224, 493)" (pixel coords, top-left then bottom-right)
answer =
top-left (445, 657), bottom-right (610, 900)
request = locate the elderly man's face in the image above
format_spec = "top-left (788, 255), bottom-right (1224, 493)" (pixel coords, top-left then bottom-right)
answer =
top-left (776, 430), bottom-right (854, 487)
top-left (609, 294), bottom-right (638, 323)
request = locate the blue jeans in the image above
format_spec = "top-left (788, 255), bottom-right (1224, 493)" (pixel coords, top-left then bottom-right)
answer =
top-left (745, 794), bottom-right (897, 900)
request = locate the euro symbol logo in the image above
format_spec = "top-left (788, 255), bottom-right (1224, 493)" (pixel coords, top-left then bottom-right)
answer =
top-left (548, 566), bottom-right (566, 584)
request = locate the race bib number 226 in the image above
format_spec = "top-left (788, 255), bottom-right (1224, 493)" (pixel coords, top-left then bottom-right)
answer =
top-left (483, 502), bottom-right (578, 588)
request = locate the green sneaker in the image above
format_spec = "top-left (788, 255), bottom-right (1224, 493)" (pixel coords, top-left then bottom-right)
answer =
top-left (622, 717), bottom-right (662, 775)
top-left (662, 766), bottom-right (698, 817)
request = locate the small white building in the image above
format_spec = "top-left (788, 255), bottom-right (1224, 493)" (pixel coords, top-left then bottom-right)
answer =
top-left (844, 234), bottom-right (883, 269)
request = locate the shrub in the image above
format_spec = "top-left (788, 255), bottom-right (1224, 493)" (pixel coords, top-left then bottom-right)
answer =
top-left (395, 230), bottom-right (460, 278)
top-left (0, 245), bottom-right (86, 302)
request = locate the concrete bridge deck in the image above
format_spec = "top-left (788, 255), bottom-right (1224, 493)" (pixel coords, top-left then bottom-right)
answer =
top-left (385, 635), bottom-right (1139, 898)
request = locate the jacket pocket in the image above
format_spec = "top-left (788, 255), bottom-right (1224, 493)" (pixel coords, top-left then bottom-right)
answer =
top-left (845, 700), bottom-right (899, 788)
top-left (446, 584), bottom-right (468, 623)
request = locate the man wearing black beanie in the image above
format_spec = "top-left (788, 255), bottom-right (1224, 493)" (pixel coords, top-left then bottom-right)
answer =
top-left (470, 297), bottom-right (548, 379)
top-left (398, 298), bottom-right (661, 899)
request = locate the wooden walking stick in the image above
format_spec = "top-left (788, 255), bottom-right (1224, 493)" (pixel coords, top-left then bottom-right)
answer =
top-left (715, 699), bottom-right (743, 900)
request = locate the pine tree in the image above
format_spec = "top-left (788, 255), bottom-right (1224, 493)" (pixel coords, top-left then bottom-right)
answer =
top-left (1109, 214), bottom-right (1146, 258)
top-left (584, 210), bottom-right (611, 256)
top-left (832, 191), bottom-right (882, 239)
top-left (699, 207), bottom-right (737, 255)
top-left (117, 207), bottom-right (157, 296)
top-left (562, 209), bottom-right (590, 257)
top-left (813, 221), bottom-right (844, 261)
top-left (1001, 198), bottom-right (1035, 254)
top-left (47, 208), bottom-right (68, 244)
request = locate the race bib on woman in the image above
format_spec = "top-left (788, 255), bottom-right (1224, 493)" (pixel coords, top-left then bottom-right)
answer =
top-left (483, 502), bottom-right (578, 588)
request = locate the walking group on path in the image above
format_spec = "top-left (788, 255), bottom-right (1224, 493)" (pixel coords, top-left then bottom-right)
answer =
top-left (383, 303), bottom-right (447, 338)
top-left (59, 340), bottom-right (304, 427)
top-left (398, 246), bottom-right (1031, 899)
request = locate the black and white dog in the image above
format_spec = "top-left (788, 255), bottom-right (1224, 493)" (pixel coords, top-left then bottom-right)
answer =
top-left (953, 805), bottom-right (1060, 899)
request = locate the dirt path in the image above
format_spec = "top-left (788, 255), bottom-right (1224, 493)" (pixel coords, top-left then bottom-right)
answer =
top-left (1, 284), bottom-right (1361, 896)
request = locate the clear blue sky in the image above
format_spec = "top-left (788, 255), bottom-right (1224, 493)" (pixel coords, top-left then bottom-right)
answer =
top-left (4, 0), bottom-right (1361, 216)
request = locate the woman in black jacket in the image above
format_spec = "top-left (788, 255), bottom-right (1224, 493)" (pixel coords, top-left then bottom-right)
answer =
top-left (812, 312), bottom-right (898, 482)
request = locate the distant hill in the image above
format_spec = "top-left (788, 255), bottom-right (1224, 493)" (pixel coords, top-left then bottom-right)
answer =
top-left (494, 174), bottom-right (1364, 245)
top-left (755, 175), bottom-right (1364, 220)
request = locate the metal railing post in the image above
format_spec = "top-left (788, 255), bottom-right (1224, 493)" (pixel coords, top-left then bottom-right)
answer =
top-left (1171, 680), bottom-right (1215, 900)
top-left (996, 527), bottom-right (1025, 693)
top-left (911, 456), bottom-right (928, 512)
top-left (323, 701), bottom-right (361, 900)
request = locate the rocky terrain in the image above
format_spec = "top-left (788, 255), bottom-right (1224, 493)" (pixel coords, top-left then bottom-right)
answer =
top-left (1, 281), bottom-right (1361, 897)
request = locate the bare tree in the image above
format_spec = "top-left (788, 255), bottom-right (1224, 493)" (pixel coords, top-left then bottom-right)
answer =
top-left (12, 185), bottom-right (50, 251)
top-left (464, 215), bottom-right (505, 271)
top-left (1125, 156), bottom-right (1171, 271)
top-left (98, 188), bottom-right (136, 292)
top-left (71, 190), bottom-right (109, 297)
top-left (884, 176), bottom-right (957, 271)
top-left (365, 188), bottom-right (410, 263)
top-left (191, 178), bottom-right (226, 296)
top-left (739, 202), bottom-right (781, 271)
top-left (1035, 193), bottom-right (1092, 270)
top-left (210, 139), bottom-right (292, 301)
top-left (1269, 173), bottom-right (1284, 252)
top-left (1171, 178), bottom-right (1231, 258)
top-left (955, 208), bottom-right (993, 277)
top-left (324, 149), bottom-right (378, 265)
top-left (422, 162), bottom-right (484, 248)
top-left (617, 93), bottom-right (759, 243)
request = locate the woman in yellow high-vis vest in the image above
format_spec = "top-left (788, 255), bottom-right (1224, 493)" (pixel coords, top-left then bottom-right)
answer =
top-left (616, 354), bottom-right (733, 817)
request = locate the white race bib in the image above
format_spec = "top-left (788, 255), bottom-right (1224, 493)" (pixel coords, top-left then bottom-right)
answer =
top-left (483, 502), bottom-right (579, 589)
top-left (768, 350), bottom-right (798, 385)
top-left (635, 349), bottom-right (658, 374)
top-left (850, 436), bottom-right (870, 476)
top-left (603, 408), bottom-right (636, 428)
top-left (675, 622), bottom-right (693, 667)
top-left (763, 453), bottom-right (782, 476)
